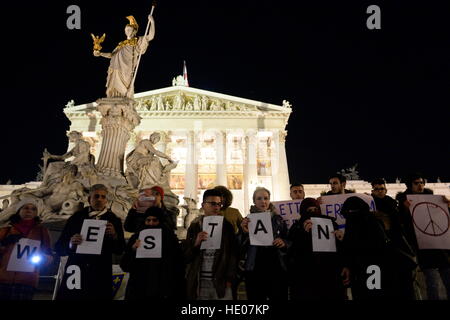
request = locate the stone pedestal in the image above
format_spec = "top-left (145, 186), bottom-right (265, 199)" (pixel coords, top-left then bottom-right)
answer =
top-left (96, 97), bottom-right (141, 177)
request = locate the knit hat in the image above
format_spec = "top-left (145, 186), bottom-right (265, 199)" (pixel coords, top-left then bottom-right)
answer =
top-left (143, 206), bottom-right (165, 222)
top-left (150, 186), bottom-right (164, 200)
top-left (15, 198), bottom-right (40, 214)
top-left (299, 197), bottom-right (321, 216)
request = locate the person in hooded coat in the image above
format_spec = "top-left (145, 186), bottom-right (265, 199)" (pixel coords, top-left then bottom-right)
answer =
top-left (287, 198), bottom-right (349, 300)
top-left (120, 206), bottom-right (185, 300)
top-left (341, 196), bottom-right (396, 300)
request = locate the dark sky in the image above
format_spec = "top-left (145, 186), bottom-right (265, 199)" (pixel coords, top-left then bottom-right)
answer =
top-left (1, 0), bottom-right (449, 185)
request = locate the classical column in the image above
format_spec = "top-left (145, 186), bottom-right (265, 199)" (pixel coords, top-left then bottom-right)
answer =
top-left (215, 130), bottom-right (227, 187)
top-left (158, 131), bottom-right (171, 154)
top-left (243, 130), bottom-right (258, 215)
top-left (184, 130), bottom-right (199, 201)
top-left (273, 130), bottom-right (290, 200)
top-left (95, 97), bottom-right (141, 177)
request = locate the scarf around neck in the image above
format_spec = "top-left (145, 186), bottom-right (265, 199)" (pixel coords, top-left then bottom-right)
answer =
top-left (14, 219), bottom-right (36, 236)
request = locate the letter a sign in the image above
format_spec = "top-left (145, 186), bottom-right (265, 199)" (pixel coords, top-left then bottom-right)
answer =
top-left (311, 217), bottom-right (336, 252)
top-left (248, 212), bottom-right (274, 246)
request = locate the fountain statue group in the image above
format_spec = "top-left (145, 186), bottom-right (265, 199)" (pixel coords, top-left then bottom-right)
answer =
top-left (0, 13), bottom-right (182, 226)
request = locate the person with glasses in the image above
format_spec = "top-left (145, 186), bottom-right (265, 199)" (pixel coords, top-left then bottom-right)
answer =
top-left (120, 207), bottom-right (185, 300)
top-left (371, 178), bottom-right (418, 299)
top-left (54, 184), bottom-right (125, 300)
top-left (287, 198), bottom-right (349, 300)
top-left (396, 173), bottom-right (450, 300)
top-left (183, 189), bottom-right (238, 300)
top-left (240, 187), bottom-right (289, 300)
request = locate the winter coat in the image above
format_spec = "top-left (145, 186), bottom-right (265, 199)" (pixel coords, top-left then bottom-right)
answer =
top-left (120, 224), bottom-right (185, 300)
top-left (54, 207), bottom-right (125, 300)
top-left (0, 223), bottom-right (52, 288)
top-left (396, 188), bottom-right (450, 269)
top-left (183, 215), bottom-right (238, 300)
top-left (221, 207), bottom-right (243, 235)
top-left (287, 213), bottom-right (346, 300)
top-left (342, 207), bottom-right (396, 299)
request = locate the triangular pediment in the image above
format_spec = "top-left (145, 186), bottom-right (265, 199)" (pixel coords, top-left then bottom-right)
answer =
top-left (133, 86), bottom-right (292, 113)
top-left (64, 86), bottom-right (293, 115)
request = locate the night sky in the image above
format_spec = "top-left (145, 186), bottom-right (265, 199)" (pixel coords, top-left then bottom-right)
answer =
top-left (1, 0), bottom-right (449, 185)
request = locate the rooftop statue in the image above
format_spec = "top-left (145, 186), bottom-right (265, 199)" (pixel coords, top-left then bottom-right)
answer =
top-left (93, 14), bottom-right (155, 98)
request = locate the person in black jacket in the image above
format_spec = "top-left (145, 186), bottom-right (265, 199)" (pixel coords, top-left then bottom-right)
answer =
top-left (287, 198), bottom-right (349, 300)
top-left (54, 184), bottom-right (125, 300)
top-left (341, 196), bottom-right (396, 300)
top-left (371, 178), bottom-right (418, 299)
top-left (120, 207), bottom-right (185, 300)
top-left (396, 173), bottom-right (450, 300)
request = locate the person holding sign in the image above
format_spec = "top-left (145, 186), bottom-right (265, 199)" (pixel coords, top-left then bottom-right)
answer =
top-left (214, 185), bottom-right (244, 300)
top-left (124, 186), bottom-right (174, 233)
top-left (0, 199), bottom-right (53, 300)
top-left (341, 196), bottom-right (397, 300)
top-left (54, 184), bottom-right (125, 300)
top-left (396, 173), bottom-right (450, 300)
top-left (290, 182), bottom-right (305, 200)
top-left (183, 189), bottom-right (238, 300)
top-left (240, 187), bottom-right (289, 300)
top-left (325, 174), bottom-right (354, 195)
top-left (120, 207), bottom-right (185, 300)
top-left (371, 178), bottom-right (418, 299)
top-left (287, 198), bottom-right (349, 300)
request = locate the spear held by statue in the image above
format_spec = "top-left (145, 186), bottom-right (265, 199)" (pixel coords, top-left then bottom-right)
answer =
top-left (127, 1), bottom-right (157, 96)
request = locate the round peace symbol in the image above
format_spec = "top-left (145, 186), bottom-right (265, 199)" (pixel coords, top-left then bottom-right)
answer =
top-left (411, 202), bottom-right (450, 237)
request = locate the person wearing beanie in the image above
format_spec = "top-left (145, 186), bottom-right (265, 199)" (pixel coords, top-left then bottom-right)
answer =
top-left (287, 198), bottom-right (349, 300)
top-left (0, 199), bottom-right (53, 300)
top-left (120, 206), bottom-right (185, 300)
top-left (124, 185), bottom-right (175, 233)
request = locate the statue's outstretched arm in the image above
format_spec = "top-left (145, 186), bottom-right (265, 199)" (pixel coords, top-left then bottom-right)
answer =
top-left (147, 142), bottom-right (172, 161)
top-left (146, 15), bottom-right (155, 42)
top-left (93, 51), bottom-right (112, 59)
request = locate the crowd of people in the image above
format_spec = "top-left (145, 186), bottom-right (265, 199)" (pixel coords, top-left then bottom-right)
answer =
top-left (0, 172), bottom-right (449, 300)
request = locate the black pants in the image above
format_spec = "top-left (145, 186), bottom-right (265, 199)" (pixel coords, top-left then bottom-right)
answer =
top-left (245, 270), bottom-right (288, 300)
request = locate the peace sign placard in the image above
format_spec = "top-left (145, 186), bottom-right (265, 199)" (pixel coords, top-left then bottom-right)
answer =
top-left (407, 195), bottom-right (450, 250)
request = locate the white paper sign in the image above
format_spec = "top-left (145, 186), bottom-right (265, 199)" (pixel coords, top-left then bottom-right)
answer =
top-left (311, 217), bottom-right (336, 252)
top-left (7, 238), bottom-right (41, 273)
top-left (136, 229), bottom-right (162, 258)
top-left (272, 200), bottom-right (302, 230)
top-left (201, 216), bottom-right (224, 250)
top-left (248, 212), bottom-right (274, 246)
top-left (320, 193), bottom-right (376, 230)
top-left (76, 219), bottom-right (107, 255)
top-left (407, 194), bottom-right (450, 250)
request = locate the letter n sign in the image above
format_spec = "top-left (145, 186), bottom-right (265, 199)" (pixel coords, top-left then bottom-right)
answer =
top-left (311, 217), bottom-right (336, 252)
